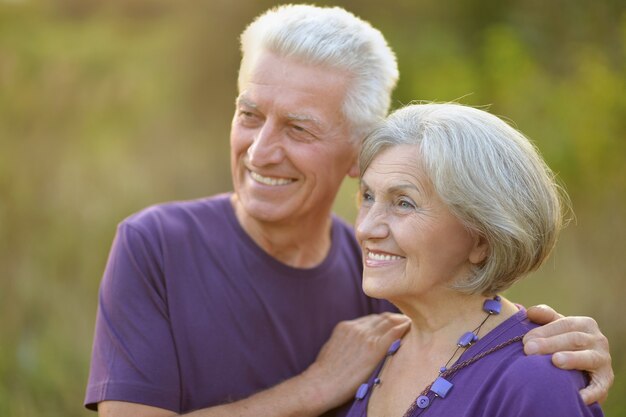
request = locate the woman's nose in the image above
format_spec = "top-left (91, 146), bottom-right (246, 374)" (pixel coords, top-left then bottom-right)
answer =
top-left (356, 204), bottom-right (390, 241)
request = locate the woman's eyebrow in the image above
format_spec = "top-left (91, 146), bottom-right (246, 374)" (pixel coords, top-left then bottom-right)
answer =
top-left (388, 183), bottom-right (422, 194)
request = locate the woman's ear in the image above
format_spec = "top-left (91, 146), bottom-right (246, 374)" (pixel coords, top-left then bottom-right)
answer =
top-left (469, 234), bottom-right (489, 265)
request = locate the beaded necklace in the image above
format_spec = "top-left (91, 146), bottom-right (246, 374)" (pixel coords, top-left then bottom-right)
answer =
top-left (354, 296), bottom-right (521, 414)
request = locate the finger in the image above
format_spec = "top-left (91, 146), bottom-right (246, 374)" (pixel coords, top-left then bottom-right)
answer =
top-left (551, 349), bottom-right (613, 405)
top-left (579, 374), bottom-right (611, 405)
top-left (329, 313), bottom-right (409, 355)
top-left (351, 312), bottom-right (408, 329)
top-left (355, 313), bottom-right (411, 352)
top-left (575, 353), bottom-right (613, 405)
top-left (523, 316), bottom-right (596, 344)
top-left (381, 317), bottom-right (411, 343)
top-left (550, 349), bottom-right (603, 370)
top-left (523, 331), bottom-right (592, 355)
top-left (580, 386), bottom-right (605, 406)
top-left (369, 312), bottom-right (411, 333)
top-left (526, 304), bottom-right (564, 325)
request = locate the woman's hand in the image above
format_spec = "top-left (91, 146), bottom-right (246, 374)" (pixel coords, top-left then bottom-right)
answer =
top-left (524, 304), bottom-right (613, 405)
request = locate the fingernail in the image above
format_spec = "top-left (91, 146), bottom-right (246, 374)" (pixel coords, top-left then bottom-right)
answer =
top-left (525, 341), bottom-right (539, 355)
top-left (553, 352), bottom-right (566, 367)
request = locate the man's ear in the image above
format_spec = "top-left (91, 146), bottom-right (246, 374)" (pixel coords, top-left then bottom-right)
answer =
top-left (347, 158), bottom-right (360, 178)
top-left (469, 234), bottom-right (489, 265)
top-left (347, 144), bottom-right (360, 178)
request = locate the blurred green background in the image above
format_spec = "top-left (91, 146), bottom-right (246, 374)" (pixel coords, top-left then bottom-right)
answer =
top-left (1, 0), bottom-right (624, 415)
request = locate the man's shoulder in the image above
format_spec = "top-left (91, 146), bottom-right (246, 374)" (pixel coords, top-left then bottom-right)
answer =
top-left (120, 193), bottom-right (233, 238)
top-left (113, 194), bottom-right (234, 246)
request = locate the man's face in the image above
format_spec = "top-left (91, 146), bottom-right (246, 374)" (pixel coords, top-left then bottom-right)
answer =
top-left (230, 50), bottom-right (358, 226)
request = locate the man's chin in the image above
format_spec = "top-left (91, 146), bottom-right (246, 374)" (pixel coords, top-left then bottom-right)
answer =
top-left (237, 196), bottom-right (294, 223)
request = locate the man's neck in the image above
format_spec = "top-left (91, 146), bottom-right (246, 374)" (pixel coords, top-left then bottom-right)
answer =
top-left (231, 195), bottom-right (333, 268)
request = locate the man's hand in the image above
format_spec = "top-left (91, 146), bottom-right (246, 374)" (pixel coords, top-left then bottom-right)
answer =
top-left (302, 312), bottom-right (411, 410)
top-left (524, 304), bottom-right (613, 405)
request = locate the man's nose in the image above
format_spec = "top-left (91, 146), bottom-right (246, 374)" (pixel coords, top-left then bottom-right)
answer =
top-left (247, 121), bottom-right (285, 166)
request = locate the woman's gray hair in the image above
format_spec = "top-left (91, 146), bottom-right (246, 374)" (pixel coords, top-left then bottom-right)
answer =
top-left (361, 103), bottom-right (570, 295)
top-left (239, 4), bottom-right (398, 141)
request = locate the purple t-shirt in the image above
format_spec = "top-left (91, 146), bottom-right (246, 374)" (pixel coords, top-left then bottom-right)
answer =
top-left (84, 194), bottom-right (394, 414)
top-left (346, 309), bottom-right (603, 417)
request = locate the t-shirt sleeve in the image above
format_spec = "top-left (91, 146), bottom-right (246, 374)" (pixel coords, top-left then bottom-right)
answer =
top-left (84, 221), bottom-right (181, 412)
top-left (484, 354), bottom-right (603, 417)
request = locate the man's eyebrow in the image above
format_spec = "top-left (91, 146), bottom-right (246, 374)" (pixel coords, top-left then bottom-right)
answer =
top-left (236, 95), bottom-right (323, 129)
top-left (236, 95), bottom-right (257, 109)
top-left (286, 112), bottom-right (322, 128)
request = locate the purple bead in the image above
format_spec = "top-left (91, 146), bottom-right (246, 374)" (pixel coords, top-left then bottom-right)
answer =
top-left (483, 298), bottom-right (501, 315)
top-left (439, 366), bottom-right (447, 373)
top-left (416, 395), bottom-right (430, 408)
top-left (431, 376), bottom-right (454, 398)
top-left (373, 377), bottom-right (381, 385)
top-left (355, 383), bottom-right (369, 400)
top-left (387, 339), bottom-right (402, 355)
top-left (457, 331), bottom-right (478, 347)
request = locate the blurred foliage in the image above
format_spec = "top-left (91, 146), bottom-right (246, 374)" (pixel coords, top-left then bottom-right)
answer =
top-left (1, 0), bottom-right (624, 416)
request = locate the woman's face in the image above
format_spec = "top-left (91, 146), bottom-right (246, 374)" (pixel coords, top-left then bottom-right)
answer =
top-left (355, 144), bottom-right (487, 303)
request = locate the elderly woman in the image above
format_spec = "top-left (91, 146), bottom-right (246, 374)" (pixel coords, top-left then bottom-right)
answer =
top-left (347, 103), bottom-right (603, 417)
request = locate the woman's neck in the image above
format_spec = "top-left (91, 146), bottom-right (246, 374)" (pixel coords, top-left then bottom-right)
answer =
top-left (366, 292), bottom-right (519, 417)
top-left (400, 293), bottom-right (517, 352)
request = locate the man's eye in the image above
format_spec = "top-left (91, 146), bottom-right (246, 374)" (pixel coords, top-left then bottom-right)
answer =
top-left (238, 111), bottom-right (261, 126)
top-left (289, 125), bottom-right (315, 142)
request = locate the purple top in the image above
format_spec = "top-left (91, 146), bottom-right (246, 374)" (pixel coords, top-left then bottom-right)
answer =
top-left (346, 309), bottom-right (603, 417)
top-left (84, 194), bottom-right (394, 414)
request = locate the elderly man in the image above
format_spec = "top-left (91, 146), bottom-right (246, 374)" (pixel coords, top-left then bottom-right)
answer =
top-left (85, 5), bottom-right (612, 417)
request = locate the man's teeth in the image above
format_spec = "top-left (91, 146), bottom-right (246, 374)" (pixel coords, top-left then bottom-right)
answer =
top-left (250, 171), bottom-right (293, 186)
top-left (368, 251), bottom-right (402, 261)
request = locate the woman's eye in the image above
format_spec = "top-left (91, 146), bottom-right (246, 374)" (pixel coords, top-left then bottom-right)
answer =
top-left (398, 199), bottom-right (416, 210)
top-left (361, 191), bottom-right (374, 203)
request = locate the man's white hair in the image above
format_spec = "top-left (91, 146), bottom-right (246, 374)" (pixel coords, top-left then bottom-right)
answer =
top-left (239, 4), bottom-right (399, 141)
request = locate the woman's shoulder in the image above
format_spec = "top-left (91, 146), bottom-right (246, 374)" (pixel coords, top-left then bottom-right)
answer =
top-left (471, 311), bottom-right (603, 416)
top-left (506, 352), bottom-right (586, 386)
top-left (492, 353), bottom-right (602, 416)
